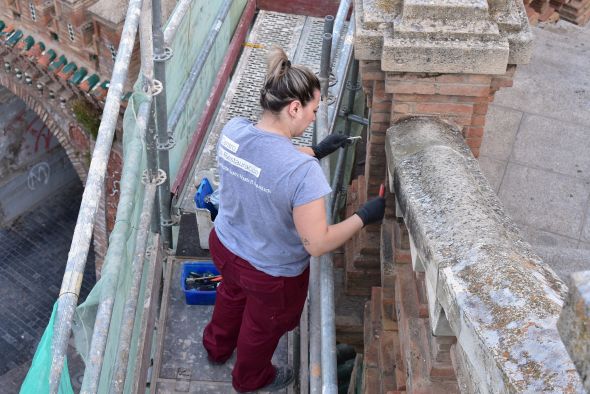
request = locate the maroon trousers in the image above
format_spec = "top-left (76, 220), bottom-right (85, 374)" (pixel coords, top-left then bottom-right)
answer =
top-left (203, 228), bottom-right (309, 392)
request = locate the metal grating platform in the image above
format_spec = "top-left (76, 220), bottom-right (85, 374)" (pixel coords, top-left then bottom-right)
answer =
top-left (176, 11), bottom-right (348, 214)
top-left (150, 258), bottom-right (291, 393)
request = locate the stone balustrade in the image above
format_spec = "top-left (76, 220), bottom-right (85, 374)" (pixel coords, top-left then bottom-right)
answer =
top-left (384, 116), bottom-right (584, 392)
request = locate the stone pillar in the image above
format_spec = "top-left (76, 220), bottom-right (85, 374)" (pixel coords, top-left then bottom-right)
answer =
top-left (346, 0), bottom-right (533, 294)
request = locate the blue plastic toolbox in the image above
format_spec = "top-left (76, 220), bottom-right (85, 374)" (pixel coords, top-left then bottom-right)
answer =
top-left (181, 261), bottom-right (219, 305)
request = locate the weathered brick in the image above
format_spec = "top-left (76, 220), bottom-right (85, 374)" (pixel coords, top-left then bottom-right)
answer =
top-left (371, 111), bottom-right (391, 123)
top-left (473, 103), bottom-right (489, 115)
top-left (471, 115), bottom-right (487, 126)
top-left (491, 77), bottom-right (514, 89)
top-left (457, 95), bottom-right (491, 103)
top-left (372, 100), bottom-right (393, 112)
top-left (465, 126), bottom-right (484, 138)
top-left (449, 116), bottom-right (473, 126)
top-left (387, 81), bottom-right (436, 95)
top-left (370, 121), bottom-right (390, 133)
top-left (466, 137), bottom-right (483, 149)
top-left (415, 103), bottom-right (473, 115)
top-left (369, 133), bottom-right (386, 145)
top-left (392, 93), bottom-right (422, 102)
top-left (434, 74), bottom-right (468, 83)
top-left (436, 83), bottom-right (490, 97)
top-left (465, 74), bottom-right (493, 84)
top-left (392, 103), bottom-right (412, 114)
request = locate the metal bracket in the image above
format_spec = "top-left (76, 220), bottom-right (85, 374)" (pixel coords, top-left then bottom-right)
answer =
top-left (150, 79), bottom-right (163, 96)
top-left (346, 81), bottom-right (362, 91)
top-left (326, 93), bottom-right (336, 106)
top-left (329, 71), bottom-right (337, 87)
top-left (154, 47), bottom-right (173, 62)
top-left (156, 134), bottom-right (176, 150)
top-left (141, 169), bottom-right (167, 185)
top-left (161, 217), bottom-right (178, 227)
top-left (317, 71), bottom-right (338, 87)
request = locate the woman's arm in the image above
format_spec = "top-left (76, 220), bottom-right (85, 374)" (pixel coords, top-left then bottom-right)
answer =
top-left (297, 146), bottom-right (315, 156)
top-left (293, 197), bottom-right (364, 257)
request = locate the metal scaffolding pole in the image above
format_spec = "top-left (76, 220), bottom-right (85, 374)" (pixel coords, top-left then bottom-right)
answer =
top-left (330, 0), bottom-right (351, 65)
top-left (310, 21), bottom-right (334, 393)
top-left (109, 2), bottom-right (159, 390)
top-left (49, 0), bottom-right (144, 391)
top-left (331, 58), bottom-right (360, 218)
top-left (318, 29), bottom-right (338, 394)
top-left (110, 181), bottom-right (157, 393)
top-left (139, 0), bottom-right (160, 233)
top-left (153, 0), bottom-right (173, 248)
top-left (166, 0), bottom-right (233, 136)
top-left (162, 0), bottom-right (192, 45)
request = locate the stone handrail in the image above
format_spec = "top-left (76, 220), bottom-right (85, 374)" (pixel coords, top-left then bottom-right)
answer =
top-left (384, 116), bottom-right (583, 392)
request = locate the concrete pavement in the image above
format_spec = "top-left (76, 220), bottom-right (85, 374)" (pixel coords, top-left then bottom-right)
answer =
top-left (479, 20), bottom-right (590, 279)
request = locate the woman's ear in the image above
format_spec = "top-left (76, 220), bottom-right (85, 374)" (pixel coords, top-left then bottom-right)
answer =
top-left (289, 100), bottom-right (302, 118)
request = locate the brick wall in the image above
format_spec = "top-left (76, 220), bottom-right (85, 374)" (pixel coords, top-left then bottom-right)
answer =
top-left (0, 51), bottom-right (122, 277)
top-left (349, 59), bottom-right (521, 391)
top-left (385, 65), bottom-right (515, 158)
top-left (256, 0), bottom-right (341, 17)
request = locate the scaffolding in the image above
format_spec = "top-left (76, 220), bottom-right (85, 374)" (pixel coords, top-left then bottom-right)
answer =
top-left (20, 0), bottom-right (363, 392)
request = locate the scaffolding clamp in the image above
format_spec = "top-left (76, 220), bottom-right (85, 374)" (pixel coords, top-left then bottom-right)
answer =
top-left (156, 134), bottom-right (176, 150)
top-left (142, 168), bottom-right (167, 186)
top-left (154, 46), bottom-right (173, 62)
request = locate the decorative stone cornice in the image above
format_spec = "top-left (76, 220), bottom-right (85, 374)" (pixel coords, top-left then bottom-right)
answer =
top-left (354, 0), bottom-right (533, 74)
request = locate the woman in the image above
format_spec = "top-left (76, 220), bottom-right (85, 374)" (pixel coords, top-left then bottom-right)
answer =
top-left (203, 47), bottom-right (385, 393)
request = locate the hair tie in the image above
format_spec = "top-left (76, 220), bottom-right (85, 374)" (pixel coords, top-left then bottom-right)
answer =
top-left (284, 60), bottom-right (291, 68)
top-left (260, 87), bottom-right (267, 96)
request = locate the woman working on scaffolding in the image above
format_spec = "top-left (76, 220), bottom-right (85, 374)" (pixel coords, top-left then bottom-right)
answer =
top-left (202, 47), bottom-right (385, 393)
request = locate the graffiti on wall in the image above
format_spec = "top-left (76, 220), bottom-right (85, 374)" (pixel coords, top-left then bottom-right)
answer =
top-left (27, 162), bottom-right (50, 190)
top-left (0, 98), bottom-right (61, 181)
top-left (8, 106), bottom-right (58, 154)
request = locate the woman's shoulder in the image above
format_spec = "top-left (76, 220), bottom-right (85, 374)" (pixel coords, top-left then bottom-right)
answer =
top-left (223, 117), bottom-right (251, 130)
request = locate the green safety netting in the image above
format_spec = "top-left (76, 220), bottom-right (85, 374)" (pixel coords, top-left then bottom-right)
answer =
top-left (20, 303), bottom-right (74, 394)
top-left (19, 0), bottom-right (247, 392)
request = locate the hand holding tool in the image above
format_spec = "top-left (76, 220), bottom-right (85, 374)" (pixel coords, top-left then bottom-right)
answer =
top-left (312, 133), bottom-right (351, 159)
top-left (356, 184), bottom-right (386, 226)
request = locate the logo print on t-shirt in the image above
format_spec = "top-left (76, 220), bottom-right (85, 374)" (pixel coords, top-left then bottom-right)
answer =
top-left (218, 147), bottom-right (261, 178)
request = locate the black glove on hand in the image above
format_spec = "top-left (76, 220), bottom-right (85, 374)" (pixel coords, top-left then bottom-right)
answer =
top-left (355, 197), bottom-right (386, 226)
top-left (311, 133), bottom-right (350, 160)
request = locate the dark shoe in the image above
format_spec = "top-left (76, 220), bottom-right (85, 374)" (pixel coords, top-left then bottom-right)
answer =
top-left (240, 366), bottom-right (295, 393)
top-left (207, 354), bottom-right (230, 365)
top-left (261, 366), bottom-right (294, 392)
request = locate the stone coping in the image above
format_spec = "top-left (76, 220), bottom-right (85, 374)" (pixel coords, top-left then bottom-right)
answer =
top-left (384, 116), bottom-right (583, 392)
top-left (354, 0), bottom-right (533, 73)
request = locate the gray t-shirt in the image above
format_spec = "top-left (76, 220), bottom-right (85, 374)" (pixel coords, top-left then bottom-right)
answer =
top-left (214, 117), bottom-right (331, 277)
